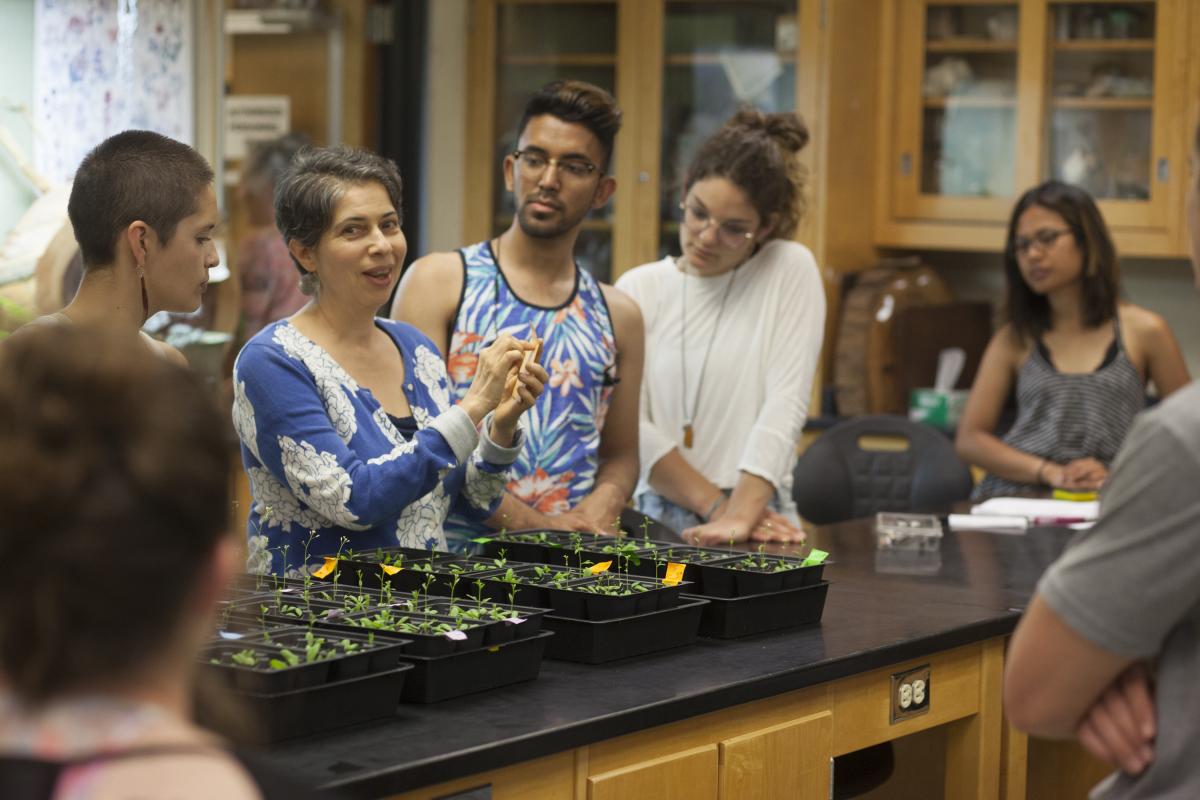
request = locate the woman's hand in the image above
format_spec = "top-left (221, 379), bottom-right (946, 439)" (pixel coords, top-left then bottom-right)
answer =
top-left (1042, 458), bottom-right (1108, 491)
top-left (490, 356), bottom-right (548, 446)
top-left (458, 334), bottom-right (525, 425)
top-left (682, 514), bottom-right (756, 546)
top-left (1062, 458), bottom-right (1108, 491)
top-left (750, 509), bottom-right (806, 543)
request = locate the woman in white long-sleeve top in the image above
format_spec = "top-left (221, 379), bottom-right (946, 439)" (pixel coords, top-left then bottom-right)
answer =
top-left (615, 110), bottom-right (825, 545)
top-left (232, 145), bottom-right (547, 574)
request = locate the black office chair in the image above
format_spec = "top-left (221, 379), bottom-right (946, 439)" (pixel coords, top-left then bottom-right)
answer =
top-left (792, 415), bottom-right (972, 798)
top-left (793, 415), bottom-right (974, 525)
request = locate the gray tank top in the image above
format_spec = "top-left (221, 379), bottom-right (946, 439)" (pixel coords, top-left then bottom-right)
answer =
top-left (975, 322), bottom-right (1145, 498)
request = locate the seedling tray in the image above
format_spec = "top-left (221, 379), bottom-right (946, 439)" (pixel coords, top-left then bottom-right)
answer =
top-left (313, 610), bottom-right (488, 657)
top-left (417, 597), bottom-right (548, 644)
top-left (202, 642), bottom-right (332, 693)
top-left (228, 664), bottom-right (413, 744)
top-left (399, 629), bottom-right (554, 703)
top-left (686, 581), bottom-right (830, 639)
top-left (477, 530), bottom-right (604, 564)
top-left (542, 597), bottom-right (707, 663)
top-left (544, 574), bottom-right (691, 621)
top-left (264, 629), bottom-right (408, 681)
top-left (699, 558), bottom-right (828, 598)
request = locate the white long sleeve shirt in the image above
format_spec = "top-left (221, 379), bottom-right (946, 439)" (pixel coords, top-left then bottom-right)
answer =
top-left (615, 239), bottom-right (826, 512)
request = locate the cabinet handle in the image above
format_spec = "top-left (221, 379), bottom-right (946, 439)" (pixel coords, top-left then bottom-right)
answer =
top-left (1156, 157), bottom-right (1168, 183)
top-left (899, 153), bottom-right (912, 176)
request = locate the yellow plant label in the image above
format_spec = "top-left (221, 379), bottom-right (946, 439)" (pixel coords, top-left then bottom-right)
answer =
top-left (311, 557), bottom-right (337, 579)
top-left (663, 562), bottom-right (686, 586)
top-left (590, 560), bottom-right (613, 575)
top-left (380, 564), bottom-right (402, 575)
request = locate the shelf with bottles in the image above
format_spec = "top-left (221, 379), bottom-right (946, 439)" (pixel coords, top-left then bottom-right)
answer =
top-left (923, 96), bottom-right (1016, 109)
top-left (1051, 38), bottom-right (1154, 52)
top-left (499, 54), bottom-right (617, 67)
top-left (663, 50), bottom-right (796, 67)
top-left (925, 38), bottom-right (1016, 53)
top-left (1050, 97), bottom-right (1152, 110)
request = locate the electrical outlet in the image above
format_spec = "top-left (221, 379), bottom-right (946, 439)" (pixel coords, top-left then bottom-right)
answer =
top-left (890, 664), bottom-right (931, 723)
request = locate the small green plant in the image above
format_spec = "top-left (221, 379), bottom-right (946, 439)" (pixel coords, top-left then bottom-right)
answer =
top-left (230, 649), bottom-right (259, 667)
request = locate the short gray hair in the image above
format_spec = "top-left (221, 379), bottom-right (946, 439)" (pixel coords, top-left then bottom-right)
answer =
top-left (273, 145), bottom-right (404, 277)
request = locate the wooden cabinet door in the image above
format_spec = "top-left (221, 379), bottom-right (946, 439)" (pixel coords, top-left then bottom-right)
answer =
top-left (587, 744), bottom-right (718, 800)
top-left (720, 711), bottom-right (834, 800)
top-left (891, 0), bottom-right (1027, 224)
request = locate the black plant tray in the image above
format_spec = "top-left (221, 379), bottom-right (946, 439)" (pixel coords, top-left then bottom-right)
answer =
top-left (311, 610), bottom-right (489, 657)
top-left (224, 665), bottom-right (413, 744)
top-left (264, 629), bottom-right (409, 682)
top-left (699, 558), bottom-right (828, 598)
top-left (417, 597), bottom-right (548, 644)
top-left (399, 629), bottom-right (554, 703)
top-left (542, 596), bottom-right (708, 664)
top-left (202, 642), bottom-right (332, 693)
top-left (477, 530), bottom-right (604, 564)
top-left (687, 581), bottom-right (830, 639)
top-left (545, 574), bottom-right (691, 621)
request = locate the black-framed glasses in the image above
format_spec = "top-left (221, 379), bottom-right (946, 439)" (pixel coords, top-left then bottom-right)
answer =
top-left (511, 149), bottom-right (599, 180)
top-left (679, 202), bottom-right (756, 249)
top-left (1014, 227), bottom-right (1072, 256)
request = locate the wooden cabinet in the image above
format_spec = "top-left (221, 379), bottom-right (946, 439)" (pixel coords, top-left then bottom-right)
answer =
top-left (876, 0), bottom-right (1195, 256)
top-left (588, 745), bottom-right (718, 800)
top-left (465, 0), bottom-right (821, 283)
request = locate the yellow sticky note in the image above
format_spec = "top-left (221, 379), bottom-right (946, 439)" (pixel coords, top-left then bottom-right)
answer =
top-left (380, 564), bottom-right (402, 575)
top-left (663, 562), bottom-right (686, 586)
top-left (311, 557), bottom-right (337, 579)
top-left (589, 560), bottom-right (613, 575)
top-left (1053, 489), bottom-right (1098, 502)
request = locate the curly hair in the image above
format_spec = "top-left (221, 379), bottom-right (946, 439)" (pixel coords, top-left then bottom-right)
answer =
top-left (0, 325), bottom-right (229, 703)
top-left (683, 108), bottom-right (810, 240)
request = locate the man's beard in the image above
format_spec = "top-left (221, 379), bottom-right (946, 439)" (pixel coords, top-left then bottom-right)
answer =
top-left (515, 194), bottom-right (591, 239)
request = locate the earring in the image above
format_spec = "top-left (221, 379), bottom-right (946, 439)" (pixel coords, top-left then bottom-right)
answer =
top-left (299, 270), bottom-right (320, 295)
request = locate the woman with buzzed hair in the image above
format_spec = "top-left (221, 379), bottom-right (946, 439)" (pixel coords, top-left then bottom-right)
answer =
top-left (17, 130), bottom-right (222, 365)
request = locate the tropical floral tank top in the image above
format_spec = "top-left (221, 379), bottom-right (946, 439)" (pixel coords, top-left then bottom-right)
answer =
top-left (445, 241), bottom-right (619, 534)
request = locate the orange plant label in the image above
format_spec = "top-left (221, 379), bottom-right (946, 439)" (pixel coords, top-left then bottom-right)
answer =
top-left (663, 562), bottom-right (686, 586)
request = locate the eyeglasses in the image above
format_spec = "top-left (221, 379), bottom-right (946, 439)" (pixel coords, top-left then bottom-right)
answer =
top-left (679, 202), bottom-right (756, 249)
top-left (1014, 227), bottom-right (1072, 256)
top-left (511, 149), bottom-right (599, 181)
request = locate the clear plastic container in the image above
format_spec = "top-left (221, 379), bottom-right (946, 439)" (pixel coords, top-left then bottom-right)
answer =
top-left (874, 512), bottom-right (944, 551)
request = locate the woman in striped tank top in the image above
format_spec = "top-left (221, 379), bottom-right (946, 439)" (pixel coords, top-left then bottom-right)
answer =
top-left (957, 181), bottom-right (1190, 497)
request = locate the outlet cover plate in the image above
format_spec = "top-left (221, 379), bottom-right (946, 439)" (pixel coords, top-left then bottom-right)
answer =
top-left (890, 664), bottom-right (931, 723)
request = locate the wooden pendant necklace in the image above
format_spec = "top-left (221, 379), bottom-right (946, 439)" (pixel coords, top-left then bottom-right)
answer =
top-left (680, 261), bottom-right (738, 449)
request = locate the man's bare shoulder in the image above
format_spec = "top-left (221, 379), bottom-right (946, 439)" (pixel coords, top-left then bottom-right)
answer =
top-left (392, 251), bottom-right (465, 319)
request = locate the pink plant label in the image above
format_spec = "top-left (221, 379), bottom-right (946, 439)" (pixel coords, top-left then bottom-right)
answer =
top-left (443, 629), bottom-right (468, 641)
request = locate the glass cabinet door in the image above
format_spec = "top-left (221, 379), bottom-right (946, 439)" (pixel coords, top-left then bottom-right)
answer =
top-left (1044, 1), bottom-right (1173, 232)
top-left (493, 1), bottom-right (618, 281)
top-left (657, 1), bottom-right (799, 260)
top-left (895, 0), bottom-right (1021, 221)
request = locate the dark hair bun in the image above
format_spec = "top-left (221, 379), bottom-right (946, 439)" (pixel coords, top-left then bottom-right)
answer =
top-left (726, 108), bottom-right (810, 154)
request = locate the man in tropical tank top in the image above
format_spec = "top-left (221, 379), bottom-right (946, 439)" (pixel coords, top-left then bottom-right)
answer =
top-left (392, 80), bottom-right (644, 543)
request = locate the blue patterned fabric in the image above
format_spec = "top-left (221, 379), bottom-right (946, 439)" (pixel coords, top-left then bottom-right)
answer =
top-left (444, 241), bottom-right (618, 535)
top-left (232, 318), bottom-right (520, 575)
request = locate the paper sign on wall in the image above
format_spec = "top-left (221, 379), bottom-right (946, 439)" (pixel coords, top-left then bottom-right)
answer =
top-left (224, 95), bottom-right (291, 160)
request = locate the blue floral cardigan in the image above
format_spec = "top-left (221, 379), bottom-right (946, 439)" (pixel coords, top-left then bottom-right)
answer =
top-left (232, 318), bottom-right (521, 575)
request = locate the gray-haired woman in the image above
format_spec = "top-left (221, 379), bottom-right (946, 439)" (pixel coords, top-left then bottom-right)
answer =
top-left (231, 145), bottom-right (547, 574)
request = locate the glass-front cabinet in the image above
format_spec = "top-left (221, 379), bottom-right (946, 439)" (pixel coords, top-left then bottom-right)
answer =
top-left (490, 2), bottom-right (618, 281)
top-left (466, 0), bottom-right (812, 282)
top-left (657, 1), bottom-right (798, 260)
top-left (881, 0), bottom-right (1191, 255)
